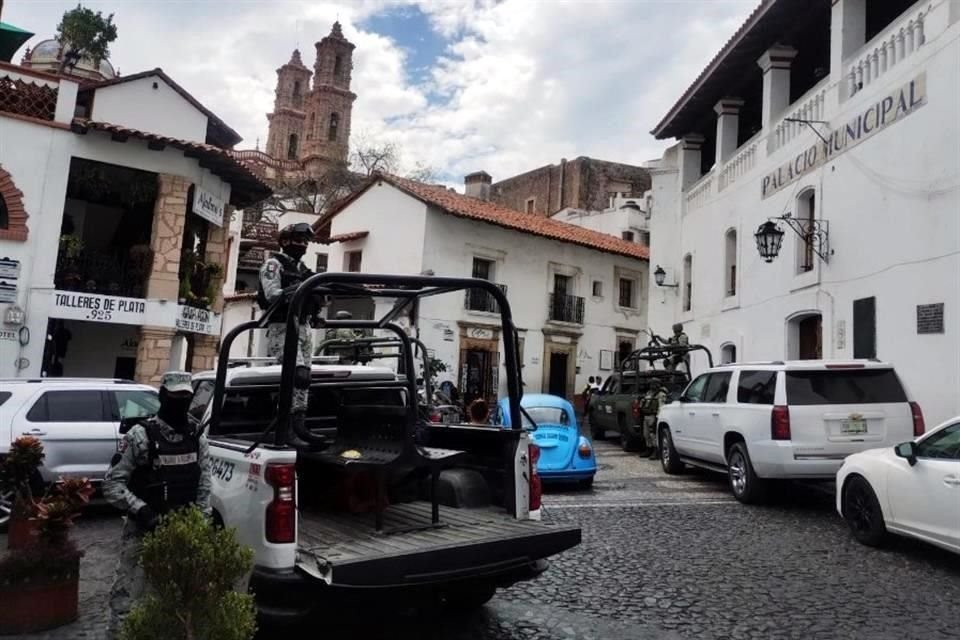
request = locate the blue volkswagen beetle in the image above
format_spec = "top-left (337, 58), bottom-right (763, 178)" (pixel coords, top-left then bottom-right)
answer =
top-left (497, 394), bottom-right (598, 488)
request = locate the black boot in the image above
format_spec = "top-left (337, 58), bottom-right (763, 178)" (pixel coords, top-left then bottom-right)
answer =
top-left (286, 412), bottom-right (328, 451)
top-left (647, 448), bottom-right (659, 460)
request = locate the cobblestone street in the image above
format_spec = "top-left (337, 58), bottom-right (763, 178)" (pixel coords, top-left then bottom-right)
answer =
top-left (4, 441), bottom-right (959, 640)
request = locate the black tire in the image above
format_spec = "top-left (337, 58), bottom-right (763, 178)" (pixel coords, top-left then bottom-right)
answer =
top-left (588, 414), bottom-right (605, 441)
top-left (442, 583), bottom-right (496, 611)
top-left (726, 441), bottom-right (767, 504)
top-left (659, 426), bottom-right (684, 474)
top-left (843, 475), bottom-right (887, 547)
top-left (618, 415), bottom-right (642, 452)
top-left (0, 487), bottom-right (12, 534)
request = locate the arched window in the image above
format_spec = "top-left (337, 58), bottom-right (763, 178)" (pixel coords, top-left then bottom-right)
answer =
top-left (292, 80), bottom-right (301, 97)
top-left (682, 253), bottom-right (693, 312)
top-left (724, 228), bottom-right (737, 297)
top-left (328, 112), bottom-right (340, 142)
top-left (287, 134), bottom-right (299, 160)
top-left (796, 189), bottom-right (816, 273)
top-left (720, 343), bottom-right (737, 364)
top-left (334, 55), bottom-right (343, 77)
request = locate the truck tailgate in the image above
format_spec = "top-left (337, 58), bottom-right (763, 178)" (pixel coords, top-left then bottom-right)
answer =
top-left (297, 501), bottom-right (580, 587)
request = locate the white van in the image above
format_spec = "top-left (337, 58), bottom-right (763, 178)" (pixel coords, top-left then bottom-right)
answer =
top-left (656, 361), bottom-right (924, 503)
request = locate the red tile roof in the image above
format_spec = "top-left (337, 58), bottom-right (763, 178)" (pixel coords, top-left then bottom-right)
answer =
top-left (319, 174), bottom-right (649, 261)
top-left (71, 119), bottom-right (272, 208)
top-left (320, 230), bottom-right (369, 245)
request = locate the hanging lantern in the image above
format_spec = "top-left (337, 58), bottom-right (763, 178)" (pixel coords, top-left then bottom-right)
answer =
top-left (755, 221), bottom-right (785, 263)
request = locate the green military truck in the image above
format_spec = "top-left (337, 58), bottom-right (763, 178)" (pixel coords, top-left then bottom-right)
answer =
top-left (586, 342), bottom-right (713, 453)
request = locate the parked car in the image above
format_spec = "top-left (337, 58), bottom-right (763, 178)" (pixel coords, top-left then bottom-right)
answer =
top-left (0, 378), bottom-right (159, 530)
top-left (656, 360), bottom-right (924, 504)
top-left (837, 415), bottom-right (960, 554)
top-left (498, 394), bottom-right (597, 488)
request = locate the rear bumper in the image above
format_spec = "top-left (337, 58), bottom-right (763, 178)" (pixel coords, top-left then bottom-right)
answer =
top-left (749, 441), bottom-right (848, 478)
top-left (540, 468), bottom-right (596, 482)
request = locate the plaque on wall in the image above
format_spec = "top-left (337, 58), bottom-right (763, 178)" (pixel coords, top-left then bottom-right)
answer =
top-left (917, 303), bottom-right (944, 334)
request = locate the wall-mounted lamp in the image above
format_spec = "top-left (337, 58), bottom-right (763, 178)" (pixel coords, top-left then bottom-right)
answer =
top-left (653, 265), bottom-right (678, 288)
top-left (755, 213), bottom-right (832, 264)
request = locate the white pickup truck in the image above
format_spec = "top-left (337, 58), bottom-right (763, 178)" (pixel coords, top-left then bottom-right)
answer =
top-left (190, 363), bottom-right (580, 623)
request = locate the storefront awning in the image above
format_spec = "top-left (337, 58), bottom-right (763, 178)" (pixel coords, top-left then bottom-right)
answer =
top-left (0, 22), bottom-right (34, 62)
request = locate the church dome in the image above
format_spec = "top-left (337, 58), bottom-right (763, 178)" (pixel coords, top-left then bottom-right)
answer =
top-left (21, 38), bottom-right (117, 81)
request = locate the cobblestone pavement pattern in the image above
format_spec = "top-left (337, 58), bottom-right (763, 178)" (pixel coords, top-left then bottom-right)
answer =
top-left (4, 442), bottom-right (959, 639)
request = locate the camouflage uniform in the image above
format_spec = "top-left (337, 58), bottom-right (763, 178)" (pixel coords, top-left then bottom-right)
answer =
top-left (642, 387), bottom-right (668, 457)
top-left (666, 328), bottom-right (690, 373)
top-left (260, 253), bottom-right (313, 411)
top-left (102, 416), bottom-right (211, 638)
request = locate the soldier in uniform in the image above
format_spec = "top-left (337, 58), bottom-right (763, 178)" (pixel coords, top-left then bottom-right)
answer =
top-left (666, 322), bottom-right (690, 373)
top-left (103, 371), bottom-right (211, 638)
top-left (325, 310), bottom-right (366, 364)
top-left (258, 222), bottom-right (317, 433)
top-left (641, 384), bottom-right (669, 459)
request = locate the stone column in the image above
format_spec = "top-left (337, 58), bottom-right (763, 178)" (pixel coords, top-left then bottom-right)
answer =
top-left (714, 98), bottom-right (744, 165)
top-left (146, 174), bottom-right (192, 300)
top-left (135, 326), bottom-right (176, 385)
top-left (829, 0), bottom-right (866, 97)
top-left (757, 45), bottom-right (798, 128)
top-left (204, 207), bottom-right (230, 313)
top-left (679, 134), bottom-right (705, 190)
top-left (190, 334), bottom-right (219, 372)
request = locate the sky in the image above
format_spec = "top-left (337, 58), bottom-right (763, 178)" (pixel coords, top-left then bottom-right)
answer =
top-left (4, 0), bottom-right (758, 186)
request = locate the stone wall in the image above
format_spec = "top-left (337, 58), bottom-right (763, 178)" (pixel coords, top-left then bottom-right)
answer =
top-left (145, 173), bottom-right (190, 300)
top-left (204, 206), bottom-right (230, 313)
top-left (135, 326), bottom-right (175, 385)
top-left (190, 334), bottom-right (218, 372)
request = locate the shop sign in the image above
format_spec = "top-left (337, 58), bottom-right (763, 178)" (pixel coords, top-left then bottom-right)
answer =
top-left (0, 281), bottom-right (15, 304)
top-left (52, 291), bottom-right (147, 325)
top-left (761, 73), bottom-right (927, 199)
top-left (175, 304), bottom-right (221, 336)
top-left (0, 257), bottom-right (20, 280)
top-left (0, 328), bottom-right (17, 342)
top-left (192, 186), bottom-right (225, 227)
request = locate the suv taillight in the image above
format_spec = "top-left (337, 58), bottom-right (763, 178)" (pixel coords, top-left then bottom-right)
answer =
top-left (909, 401), bottom-right (925, 437)
top-left (631, 399), bottom-right (641, 419)
top-left (528, 443), bottom-right (542, 512)
top-left (771, 405), bottom-right (791, 440)
top-left (265, 463), bottom-right (296, 544)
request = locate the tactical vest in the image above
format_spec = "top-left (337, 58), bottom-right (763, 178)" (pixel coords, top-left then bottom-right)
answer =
top-left (257, 252), bottom-right (312, 321)
top-left (128, 420), bottom-right (201, 515)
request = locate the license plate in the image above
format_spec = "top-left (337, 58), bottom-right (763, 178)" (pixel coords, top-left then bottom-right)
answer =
top-left (841, 418), bottom-right (867, 434)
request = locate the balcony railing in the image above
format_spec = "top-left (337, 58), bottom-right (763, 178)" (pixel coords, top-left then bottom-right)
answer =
top-left (55, 247), bottom-right (153, 298)
top-left (548, 293), bottom-right (585, 324)
top-left (847, 4), bottom-right (928, 99)
top-left (0, 64), bottom-right (58, 122)
top-left (464, 283), bottom-right (507, 313)
top-left (684, 170), bottom-right (714, 211)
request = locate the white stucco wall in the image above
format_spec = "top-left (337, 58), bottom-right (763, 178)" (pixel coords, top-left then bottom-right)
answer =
top-left (90, 77), bottom-right (209, 144)
top-left (58, 320), bottom-right (140, 378)
top-left (648, 2), bottom-right (960, 424)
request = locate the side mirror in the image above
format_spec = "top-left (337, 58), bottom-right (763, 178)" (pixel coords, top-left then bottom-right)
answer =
top-left (895, 441), bottom-right (917, 466)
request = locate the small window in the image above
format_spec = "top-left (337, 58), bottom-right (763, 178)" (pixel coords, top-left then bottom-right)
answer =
top-left (328, 112), bottom-right (340, 142)
top-left (525, 198), bottom-right (535, 214)
top-left (683, 374), bottom-right (709, 402)
top-left (915, 424), bottom-right (960, 460)
top-left (345, 250), bottom-right (362, 272)
top-left (113, 390), bottom-right (160, 420)
top-left (0, 196), bottom-right (8, 229)
top-left (639, 230), bottom-right (650, 247)
top-left (29, 390), bottom-right (105, 422)
top-left (703, 372), bottom-right (732, 403)
top-left (737, 370), bottom-right (777, 404)
top-left (721, 343), bottom-right (737, 364)
top-left (292, 80), bottom-right (302, 97)
top-left (472, 257), bottom-right (493, 280)
top-left (334, 55), bottom-right (343, 77)
top-left (592, 280), bottom-right (602, 297)
top-left (316, 253), bottom-right (329, 273)
top-left (618, 278), bottom-right (635, 308)
top-left (796, 189), bottom-right (816, 273)
top-left (724, 229), bottom-right (737, 296)
top-left (682, 254), bottom-right (693, 312)
top-left (189, 381), bottom-right (214, 422)
top-left (287, 134), bottom-right (299, 160)
top-left (621, 231), bottom-right (635, 242)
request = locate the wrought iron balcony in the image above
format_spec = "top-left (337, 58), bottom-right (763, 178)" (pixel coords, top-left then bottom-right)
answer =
top-left (54, 246), bottom-right (153, 298)
top-left (548, 293), bottom-right (585, 324)
top-left (464, 283), bottom-right (507, 313)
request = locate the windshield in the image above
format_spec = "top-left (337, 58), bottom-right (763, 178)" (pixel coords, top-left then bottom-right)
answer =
top-left (520, 406), bottom-right (571, 428)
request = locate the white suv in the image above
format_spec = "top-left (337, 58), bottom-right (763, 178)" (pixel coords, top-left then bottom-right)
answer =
top-left (656, 361), bottom-right (924, 504)
top-left (0, 378), bottom-right (159, 529)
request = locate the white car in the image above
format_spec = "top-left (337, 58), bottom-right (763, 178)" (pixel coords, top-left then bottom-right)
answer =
top-left (657, 360), bottom-right (923, 504)
top-left (0, 378), bottom-right (159, 530)
top-left (837, 416), bottom-right (960, 554)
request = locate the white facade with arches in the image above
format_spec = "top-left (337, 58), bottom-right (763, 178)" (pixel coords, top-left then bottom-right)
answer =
top-left (646, 0), bottom-right (960, 425)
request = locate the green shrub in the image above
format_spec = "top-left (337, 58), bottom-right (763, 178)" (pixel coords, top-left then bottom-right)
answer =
top-left (120, 507), bottom-right (257, 640)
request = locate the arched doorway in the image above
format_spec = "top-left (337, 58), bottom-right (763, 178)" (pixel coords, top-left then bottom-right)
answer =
top-left (787, 312), bottom-right (822, 360)
top-left (720, 342), bottom-right (737, 364)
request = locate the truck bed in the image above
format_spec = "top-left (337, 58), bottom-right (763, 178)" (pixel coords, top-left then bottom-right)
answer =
top-left (297, 501), bottom-right (580, 588)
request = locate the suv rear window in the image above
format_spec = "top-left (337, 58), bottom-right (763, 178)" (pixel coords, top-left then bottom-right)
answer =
top-left (785, 369), bottom-right (907, 405)
top-left (0, 392), bottom-right (10, 407)
top-left (737, 371), bottom-right (777, 404)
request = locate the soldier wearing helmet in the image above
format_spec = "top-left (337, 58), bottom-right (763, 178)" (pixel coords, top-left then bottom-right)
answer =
top-left (258, 222), bottom-right (318, 435)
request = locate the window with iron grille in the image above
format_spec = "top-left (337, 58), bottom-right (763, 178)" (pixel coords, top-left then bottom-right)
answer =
top-left (316, 253), bottom-right (328, 273)
top-left (592, 280), bottom-right (602, 297)
top-left (618, 278), bottom-right (634, 308)
top-left (621, 230), bottom-right (635, 242)
top-left (466, 257), bottom-right (498, 312)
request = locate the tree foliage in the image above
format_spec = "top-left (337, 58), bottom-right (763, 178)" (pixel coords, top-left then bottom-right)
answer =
top-left (56, 4), bottom-right (118, 72)
top-left (120, 507), bottom-right (257, 640)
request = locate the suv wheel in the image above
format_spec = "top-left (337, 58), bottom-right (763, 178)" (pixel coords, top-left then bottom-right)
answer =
top-left (659, 427), bottom-right (684, 474)
top-left (0, 487), bottom-right (13, 533)
top-left (843, 476), bottom-right (887, 547)
top-left (726, 442), bottom-right (767, 504)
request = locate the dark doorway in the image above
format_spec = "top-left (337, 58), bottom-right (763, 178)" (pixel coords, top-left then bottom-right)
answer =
top-left (853, 297), bottom-right (877, 359)
top-left (798, 315), bottom-right (822, 359)
top-left (548, 351), bottom-right (569, 398)
top-left (617, 340), bottom-right (633, 368)
top-left (460, 348), bottom-right (497, 407)
top-left (114, 357), bottom-right (136, 379)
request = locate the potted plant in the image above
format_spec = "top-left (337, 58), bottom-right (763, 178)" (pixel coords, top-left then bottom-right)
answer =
top-left (0, 477), bottom-right (94, 634)
top-left (0, 436), bottom-right (45, 549)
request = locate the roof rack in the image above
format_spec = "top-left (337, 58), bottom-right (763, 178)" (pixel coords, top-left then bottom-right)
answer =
top-left (225, 356), bottom-right (342, 368)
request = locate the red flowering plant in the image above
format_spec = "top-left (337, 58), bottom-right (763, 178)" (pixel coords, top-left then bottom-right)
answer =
top-left (0, 436), bottom-right (46, 519)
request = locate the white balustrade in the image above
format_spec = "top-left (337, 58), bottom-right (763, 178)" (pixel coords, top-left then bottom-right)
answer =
top-left (767, 84), bottom-right (828, 154)
top-left (684, 172), bottom-right (714, 211)
top-left (848, 5), bottom-right (928, 98)
top-left (718, 140), bottom-right (758, 191)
